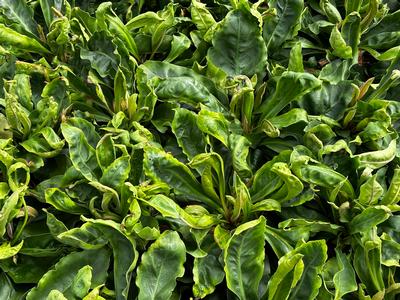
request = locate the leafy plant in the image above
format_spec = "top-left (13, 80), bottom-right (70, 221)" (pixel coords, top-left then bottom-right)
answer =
top-left (1, 0), bottom-right (400, 299)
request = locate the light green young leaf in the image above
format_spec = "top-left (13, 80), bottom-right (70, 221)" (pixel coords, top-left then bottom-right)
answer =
top-left (268, 252), bottom-right (304, 300)
top-left (270, 162), bottom-right (303, 203)
top-left (0, 190), bottom-right (21, 238)
top-left (68, 266), bottom-right (92, 299)
top-left (381, 168), bottom-right (400, 205)
top-left (288, 42), bottom-right (304, 72)
top-left (190, 0), bottom-right (216, 35)
top-left (330, 25), bottom-right (352, 59)
top-left (126, 11), bottom-right (163, 30)
top-left (358, 175), bottom-right (384, 206)
top-left (47, 290), bottom-right (67, 300)
top-left (353, 139), bottom-right (396, 169)
top-left (0, 24), bottom-right (49, 54)
top-left (0, 241), bottom-right (23, 260)
top-left (145, 195), bottom-right (220, 229)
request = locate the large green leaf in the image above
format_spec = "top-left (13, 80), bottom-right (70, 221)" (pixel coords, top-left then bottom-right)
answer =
top-left (333, 250), bottom-right (357, 300)
top-left (224, 216), bottom-right (266, 300)
top-left (0, 0), bottom-right (38, 36)
top-left (26, 249), bottom-right (110, 299)
top-left (84, 219), bottom-right (138, 300)
top-left (136, 231), bottom-right (186, 300)
top-left (263, 0), bottom-right (304, 53)
top-left (207, 5), bottom-right (267, 76)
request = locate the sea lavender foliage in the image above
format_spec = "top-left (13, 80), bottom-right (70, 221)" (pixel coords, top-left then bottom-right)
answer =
top-left (1, 0), bottom-right (400, 299)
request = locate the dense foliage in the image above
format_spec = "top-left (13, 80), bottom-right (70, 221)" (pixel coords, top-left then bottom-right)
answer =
top-left (1, 0), bottom-right (400, 299)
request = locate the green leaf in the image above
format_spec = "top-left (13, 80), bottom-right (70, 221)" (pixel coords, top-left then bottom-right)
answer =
top-left (61, 122), bottom-right (99, 181)
top-left (136, 231), bottom-right (186, 300)
top-left (224, 216), bottom-right (266, 300)
top-left (353, 139), bottom-right (397, 169)
top-left (83, 219), bottom-right (138, 300)
top-left (349, 206), bottom-right (391, 234)
top-left (263, 0), bottom-right (304, 53)
top-left (258, 72), bottom-right (321, 120)
top-left (96, 134), bottom-right (116, 171)
top-left (21, 127), bottom-right (65, 158)
top-left (358, 175), bottom-right (384, 206)
top-left (144, 146), bottom-right (219, 210)
top-left (39, 0), bottom-right (63, 28)
top-left (26, 249), bottom-right (111, 300)
top-left (197, 108), bottom-right (230, 146)
top-left (145, 195), bottom-right (219, 229)
top-left (193, 241), bottom-right (224, 298)
top-left (292, 162), bottom-right (355, 199)
top-left (0, 241), bottom-right (23, 260)
top-left (333, 250), bottom-right (357, 300)
top-left (45, 188), bottom-right (87, 214)
top-left (96, 2), bottom-right (139, 60)
top-left (341, 12), bottom-right (361, 64)
top-left (171, 108), bottom-right (206, 160)
top-left (250, 151), bottom-right (290, 202)
top-left (299, 81), bottom-right (356, 120)
top-left (287, 240), bottom-right (328, 300)
top-left (381, 168), bottom-right (400, 205)
top-left (165, 33), bottom-right (191, 63)
top-left (353, 236), bottom-right (385, 294)
top-left (0, 0), bottom-right (38, 36)
top-left (361, 10), bottom-right (400, 50)
top-left (0, 24), bottom-right (49, 54)
top-left (100, 155), bottom-right (130, 190)
top-left (229, 133), bottom-right (252, 178)
top-left (207, 5), bottom-right (267, 76)
top-left (190, 0), bottom-right (216, 35)
top-left (267, 252), bottom-right (304, 300)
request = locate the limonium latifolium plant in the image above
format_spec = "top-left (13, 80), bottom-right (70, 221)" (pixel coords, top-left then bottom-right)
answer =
top-left (1, 0), bottom-right (400, 299)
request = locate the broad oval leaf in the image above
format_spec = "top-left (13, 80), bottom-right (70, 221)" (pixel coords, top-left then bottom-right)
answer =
top-left (136, 231), bottom-right (186, 300)
top-left (207, 5), bottom-right (267, 76)
top-left (224, 216), bottom-right (266, 300)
